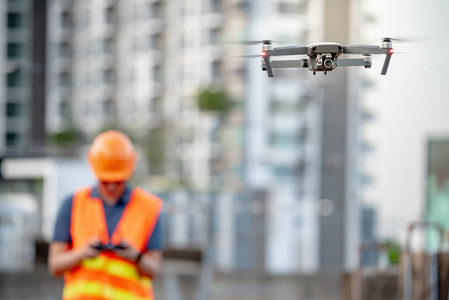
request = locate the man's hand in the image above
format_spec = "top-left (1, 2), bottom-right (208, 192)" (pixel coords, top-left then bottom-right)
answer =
top-left (48, 239), bottom-right (101, 277)
top-left (114, 241), bottom-right (140, 263)
top-left (111, 241), bottom-right (162, 278)
top-left (78, 239), bottom-right (102, 260)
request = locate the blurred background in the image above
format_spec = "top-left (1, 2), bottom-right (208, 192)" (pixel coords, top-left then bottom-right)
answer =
top-left (1, 0), bottom-right (449, 299)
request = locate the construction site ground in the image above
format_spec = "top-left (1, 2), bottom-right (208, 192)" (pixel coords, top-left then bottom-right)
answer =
top-left (0, 261), bottom-right (345, 300)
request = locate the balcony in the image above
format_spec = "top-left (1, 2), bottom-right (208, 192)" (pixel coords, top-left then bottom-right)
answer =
top-left (270, 114), bottom-right (305, 132)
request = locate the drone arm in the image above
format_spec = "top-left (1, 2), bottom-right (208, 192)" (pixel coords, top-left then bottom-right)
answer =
top-left (262, 59), bottom-right (308, 77)
top-left (271, 59), bottom-right (308, 68)
top-left (268, 46), bottom-right (309, 56)
top-left (263, 56), bottom-right (274, 77)
top-left (343, 45), bottom-right (387, 55)
top-left (336, 58), bottom-right (371, 67)
top-left (381, 53), bottom-right (392, 75)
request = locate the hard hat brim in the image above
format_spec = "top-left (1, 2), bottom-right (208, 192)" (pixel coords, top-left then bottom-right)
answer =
top-left (91, 168), bottom-right (134, 182)
top-left (88, 151), bottom-right (136, 182)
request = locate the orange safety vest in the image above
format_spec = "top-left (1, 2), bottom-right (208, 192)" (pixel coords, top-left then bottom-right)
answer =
top-left (63, 187), bottom-right (163, 300)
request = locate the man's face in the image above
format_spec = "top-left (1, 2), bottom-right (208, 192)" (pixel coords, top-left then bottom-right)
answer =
top-left (98, 181), bottom-right (126, 200)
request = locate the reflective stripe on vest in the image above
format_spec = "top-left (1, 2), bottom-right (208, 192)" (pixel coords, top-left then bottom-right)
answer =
top-left (64, 187), bottom-right (162, 300)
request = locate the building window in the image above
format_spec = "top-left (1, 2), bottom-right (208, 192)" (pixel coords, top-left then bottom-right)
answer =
top-left (102, 99), bottom-right (114, 116)
top-left (150, 33), bottom-right (163, 50)
top-left (59, 101), bottom-right (71, 118)
top-left (6, 132), bottom-right (20, 147)
top-left (270, 132), bottom-right (300, 146)
top-left (212, 60), bottom-right (222, 80)
top-left (61, 11), bottom-right (72, 27)
top-left (150, 1), bottom-right (163, 19)
top-left (7, 13), bottom-right (22, 28)
top-left (235, 0), bottom-right (248, 12)
top-left (7, 43), bottom-right (22, 58)
top-left (103, 69), bottom-right (115, 84)
top-left (59, 72), bottom-right (71, 87)
top-left (104, 38), bottom-right (115, 54)
top-left (273, 166), bottom-right (297, 178)
top-left (106, 6), bottom-right (117, 24)
top-left (209, 28), bottom-right (221, 45)
top-left (7, 70), bottom-right (21, 87)
top-left (150, 97), bottom-right (162, 112)
top-left (153, 65), bottom-right (163, 82)
top-left (278, 1), bottom-right (307, 14)
top-left (271, 100), bottom-right (302, 112)
top-left (59, 42), bottom-right (72, 57)
top-left (6, 102), bottom-right (21, 117)
top-left (210, 0), bottom-right (222, 13)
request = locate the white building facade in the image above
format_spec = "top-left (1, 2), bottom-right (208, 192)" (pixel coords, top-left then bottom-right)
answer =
top-left (357, 0), bottom-right (449, 243)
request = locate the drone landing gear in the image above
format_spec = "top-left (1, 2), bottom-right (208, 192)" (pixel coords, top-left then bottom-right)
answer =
top-left (324, 71), bottom-right (327, 75)
top-left (313, 71), bottom-right (316, 75)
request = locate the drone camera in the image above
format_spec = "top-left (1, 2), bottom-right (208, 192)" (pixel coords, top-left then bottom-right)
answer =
top-left (324, 59), bottom-right (334, 69)
top-left (322, 53), bottom-right (334, 69)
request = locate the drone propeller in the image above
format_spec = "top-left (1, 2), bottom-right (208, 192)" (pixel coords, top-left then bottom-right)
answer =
top-left (242, 40), bottom-right (273, 45)
top-left (381, 36), bottom-right (427, 43)
top-left (240, 39), bottom-right (281, 45)
top-left (382, 37), bottom-right (400, 42)
top-left (228, 54), bottom-right (261, 58)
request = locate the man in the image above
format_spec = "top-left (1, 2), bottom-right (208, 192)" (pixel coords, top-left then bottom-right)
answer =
top-left (48, 130), bottom-right (163, 300)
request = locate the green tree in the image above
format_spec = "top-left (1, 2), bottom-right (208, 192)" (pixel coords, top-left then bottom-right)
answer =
top-left (197, 87), bottom-right (230, 114)
top-left (47, 124), bottom-right (83, 147)
top-left (385, 240), bottom-right (402, 265)
top-left (195, 86), bottom-right (232, 189)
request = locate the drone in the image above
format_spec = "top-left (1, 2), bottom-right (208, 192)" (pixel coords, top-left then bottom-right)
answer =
top-left (244, 38), bottom-right (395, 76)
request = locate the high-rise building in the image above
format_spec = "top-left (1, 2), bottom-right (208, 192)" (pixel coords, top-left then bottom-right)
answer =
top-left (239, 0), bottom-right (321, 273)
top-left (0, 0), bottom-right (46, 154)
top-left (0, 0), bottom-right (5, 152)
top-left (46, 0), bottom-right (228, 187)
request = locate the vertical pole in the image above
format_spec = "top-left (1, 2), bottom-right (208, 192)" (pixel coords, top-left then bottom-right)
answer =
top-left (195, 196), bottom-right (217, 300)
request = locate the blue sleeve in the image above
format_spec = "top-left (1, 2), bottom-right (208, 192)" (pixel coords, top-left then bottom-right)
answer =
top-left (146, 215), bottom-right (163, 250)
top-left (52, 195), bottom-right (73, 244)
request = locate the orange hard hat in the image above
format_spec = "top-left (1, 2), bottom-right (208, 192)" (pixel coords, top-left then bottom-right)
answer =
top-left (88, 130), bottom-right (137, 181)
